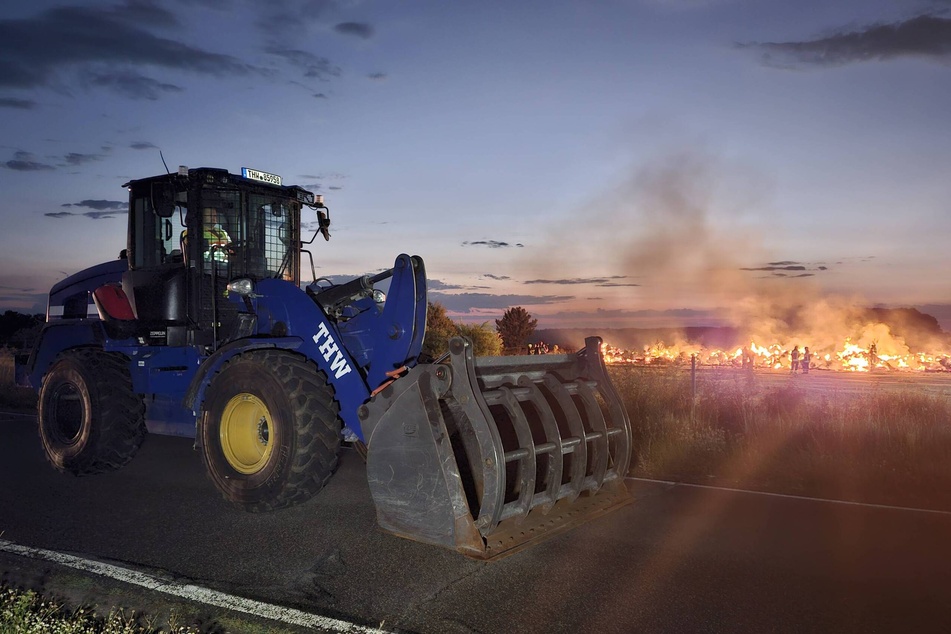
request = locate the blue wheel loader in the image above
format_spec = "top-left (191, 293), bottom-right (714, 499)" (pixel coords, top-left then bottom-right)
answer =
top-left (18, 166), bottom-right (632, 560)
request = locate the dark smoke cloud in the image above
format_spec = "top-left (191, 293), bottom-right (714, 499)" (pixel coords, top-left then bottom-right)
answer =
top-left (605, 149), bottom-right (768, 301)
top-left (742, 14), bottom-right (951, 67)
top-left (512, 148), bottom-right (893, 341)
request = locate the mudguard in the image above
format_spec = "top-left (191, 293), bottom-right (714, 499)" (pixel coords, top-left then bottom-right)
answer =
top-left (25, 320), bottom-right (107, 390)
top-left (187, 278), bottom-right (373, 440)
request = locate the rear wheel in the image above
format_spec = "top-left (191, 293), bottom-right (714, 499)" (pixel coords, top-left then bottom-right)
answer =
top-left (38, 349), bottom-right (146, 475)
top-left (200, 350), bottom-right (341, 512)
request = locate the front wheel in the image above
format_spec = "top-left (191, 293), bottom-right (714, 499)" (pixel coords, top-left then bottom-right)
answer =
top-left (200, 350), bottom-right (341, 512)
top-left (38, 349), bottom-right (146, 475)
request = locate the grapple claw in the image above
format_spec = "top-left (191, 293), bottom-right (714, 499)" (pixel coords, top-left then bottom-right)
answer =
top-left (361, 336), bottom-right (632, 560)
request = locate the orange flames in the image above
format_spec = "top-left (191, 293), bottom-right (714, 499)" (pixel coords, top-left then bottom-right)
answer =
top-left (601, 338), bottom-right (951, 372)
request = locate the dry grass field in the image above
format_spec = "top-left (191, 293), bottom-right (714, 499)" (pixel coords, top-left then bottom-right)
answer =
top-left (612, 365), bottom-right (951, 510)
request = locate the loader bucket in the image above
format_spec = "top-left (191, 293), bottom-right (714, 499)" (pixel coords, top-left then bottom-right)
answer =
top-left (361, 336), bottom-right (632, 560)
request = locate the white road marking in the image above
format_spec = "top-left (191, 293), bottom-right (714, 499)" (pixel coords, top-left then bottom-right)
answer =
top-left (0, 411), bottom-right (35, 419)
top-left (628, 477), bottom-right (951, 516)
top-left (0, 539), bottom-right (388, 633)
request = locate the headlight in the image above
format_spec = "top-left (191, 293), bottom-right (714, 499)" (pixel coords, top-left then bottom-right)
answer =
top-left (227, 278), bottom-right (255, 296)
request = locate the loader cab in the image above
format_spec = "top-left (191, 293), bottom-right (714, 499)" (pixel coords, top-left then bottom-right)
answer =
top-left (120, 167), bottom-right (314, 349)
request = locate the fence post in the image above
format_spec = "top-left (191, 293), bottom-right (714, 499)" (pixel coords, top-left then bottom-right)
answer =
top-left (691, 353), bottom-right (698, 419)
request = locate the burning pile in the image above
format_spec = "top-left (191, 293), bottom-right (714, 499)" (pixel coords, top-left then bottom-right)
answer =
top-left (601, 334), bottom-right (951, 372)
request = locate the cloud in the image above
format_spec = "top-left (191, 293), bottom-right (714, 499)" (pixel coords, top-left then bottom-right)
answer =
top-left (0, 97), bottom-right (36, 109)
top-left (742, 14), bottom-right (951, 67)
top-left (46, 209), bottom-right (125, 220)
top-left (740, 265), bottom-right (807, 272)
top-left (50, 199), bottom-right (128, 219)
top-left (334, 22), bottom-right (374, 39)
top-left (482, 274), bottom-right (511, 281)
top-left (252, 0), bottom-right (337, 40)
top-left (3, 151), bottom-right (54, 171)
top-left (739, 261), bottom-right (830, 275)
top-left (265, 46), bottom-right (341, 80)
top-left (0, 4), bottom-right (258, 95)
top-left (63, 152), bottom-right (106, 166)
top-left (367, 72), bottom-right (387, 81)
top-left (430, 291), bottom-right (575, 313)
top-left (525, 276), bottom-right (638, 286)
top-left (462, 240), bottom-right (525, 248)
top-left (85, 70), bottom-right (184, 100)
top-left (130, 141), bottom-right (158, 150)
top-left (426, 279), bottom-right (468, 291)
top-left (62, 200), bottom-right (126, 211)
top-left (543, 306), bottom-right (728, 328)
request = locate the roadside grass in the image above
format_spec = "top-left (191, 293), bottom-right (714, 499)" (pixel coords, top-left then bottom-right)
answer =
top-left (611, 366), bottom-right (951, 510)
top-left (0, 584), bottom-right (204, 633)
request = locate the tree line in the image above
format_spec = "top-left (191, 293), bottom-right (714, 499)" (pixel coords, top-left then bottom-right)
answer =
top-left (422, 303), bottom-right (539, 358)
top-left (0, 311), bottom-right (43, 350)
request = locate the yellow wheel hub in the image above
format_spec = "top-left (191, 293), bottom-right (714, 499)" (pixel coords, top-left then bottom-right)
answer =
top-left (220, 393), bottom-right (273, 474)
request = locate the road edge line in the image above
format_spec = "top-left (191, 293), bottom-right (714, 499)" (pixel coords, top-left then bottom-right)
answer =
top-left (0, 538), bottom-right (387, 633)
top-left (626, 477), bottom-right (951, 516)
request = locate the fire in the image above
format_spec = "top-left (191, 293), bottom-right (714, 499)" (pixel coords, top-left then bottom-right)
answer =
top-left (600, 337), bottom-right (951, 372)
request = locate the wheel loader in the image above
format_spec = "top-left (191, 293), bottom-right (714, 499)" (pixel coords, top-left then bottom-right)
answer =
top-left (17, 166), bottom-right (632, 560)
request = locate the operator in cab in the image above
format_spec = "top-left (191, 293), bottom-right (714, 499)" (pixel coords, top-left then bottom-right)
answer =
top-left (202, 207), bottom-right (232, 260)
top-left (181, 207), bottom-right (232, 271)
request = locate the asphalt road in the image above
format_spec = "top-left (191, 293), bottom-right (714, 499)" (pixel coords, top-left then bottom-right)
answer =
top-left (2, 409), bottom-right (951, 633)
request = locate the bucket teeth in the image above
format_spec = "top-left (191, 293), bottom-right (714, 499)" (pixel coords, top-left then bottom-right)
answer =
top-left (363, 336), bottom-right (633, 560)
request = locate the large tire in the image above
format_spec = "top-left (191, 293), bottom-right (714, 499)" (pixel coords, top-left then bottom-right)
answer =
top-left (38, 349), bottom-right (147, 476)
top-left (200, 350), bottom-right (341, 512)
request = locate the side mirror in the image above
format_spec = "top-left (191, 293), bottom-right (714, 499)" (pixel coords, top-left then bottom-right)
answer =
top-left (317, 208), bottom-right (331, 241)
